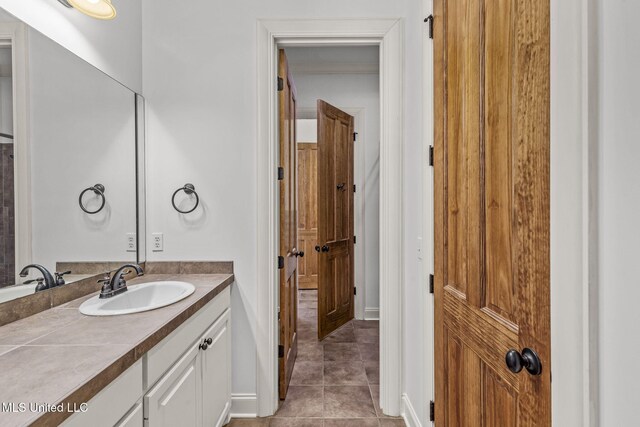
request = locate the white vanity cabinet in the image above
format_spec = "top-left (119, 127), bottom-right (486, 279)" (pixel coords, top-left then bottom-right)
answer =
top-left (145, 309), bottom-right (231, 427)
top-left (62, 287), bottom-right (231, 427)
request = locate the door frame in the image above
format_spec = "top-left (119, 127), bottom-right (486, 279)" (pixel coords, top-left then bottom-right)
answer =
top-left (0, 23), bottom-right (31, 279)
top-left (256, 18), bottom-right (404, 417)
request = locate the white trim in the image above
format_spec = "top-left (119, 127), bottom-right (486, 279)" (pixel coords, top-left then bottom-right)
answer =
top-left (364, 307), bottom-right (379, 321)
top-left (0, 23), bottom-right (31, 278)
top-left (256, 18), bottom-right (404, 417)
top-left (422, 1), bottom-right (435, 424)
top-left (229, 393), bottom-right (258, 419)
top-left (401, 393), bottom-right (423, 427)
top-left (551, 0), bottom-right (596, 425)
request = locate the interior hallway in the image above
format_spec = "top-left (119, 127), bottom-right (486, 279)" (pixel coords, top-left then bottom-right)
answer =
top-left (227, 290), bottom-right (406, 426)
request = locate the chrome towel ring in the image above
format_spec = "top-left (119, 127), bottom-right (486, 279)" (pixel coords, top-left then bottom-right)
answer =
top-left (172, 183), bottom-right (199, 214)
top-left (79, 184), bottom-right (106, 215)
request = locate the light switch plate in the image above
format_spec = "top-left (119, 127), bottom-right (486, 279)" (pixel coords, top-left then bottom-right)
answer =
top-left (126, 233), bottom-right (137, 252)
top-left (152, 233), bottom-right (164, 252)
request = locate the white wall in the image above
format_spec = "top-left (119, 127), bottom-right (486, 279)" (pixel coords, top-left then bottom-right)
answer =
top-left (29, 29), bottom-right (137, 273)
top-left (598, 0), bottom-right (640, 424)
top-left (142, 0), bottom-right (424, 417)
top-left (290, 70), bottom-right (381, 314)
top-left (0, 0), bottom-right (142, 92)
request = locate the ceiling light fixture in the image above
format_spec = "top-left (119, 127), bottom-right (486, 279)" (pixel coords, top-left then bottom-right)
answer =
top-left (58, 0), bottom-right (117, 20)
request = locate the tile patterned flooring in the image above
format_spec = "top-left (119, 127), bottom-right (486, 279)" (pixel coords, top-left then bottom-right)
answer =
top-left (226, 290), bottom-right (406, 427)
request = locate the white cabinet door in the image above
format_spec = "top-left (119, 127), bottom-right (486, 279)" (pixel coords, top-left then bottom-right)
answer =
top-left (145, 343), bottom-right (201, 427)
top-left (201, 309), bottom-right (231, 427)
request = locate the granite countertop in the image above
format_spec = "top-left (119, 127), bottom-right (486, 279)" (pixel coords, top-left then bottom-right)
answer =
top-left (0, 273), bottom-right (234, 427)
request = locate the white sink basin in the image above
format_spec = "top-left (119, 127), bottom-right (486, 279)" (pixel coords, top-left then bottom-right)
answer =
top-left (79, 281), bottom-right (196, 316)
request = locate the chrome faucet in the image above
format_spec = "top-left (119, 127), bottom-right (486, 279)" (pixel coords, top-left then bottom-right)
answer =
top-left (19, 264), bottom-right (56, 292)
top-left (98, 264), bottom-right (144, 299)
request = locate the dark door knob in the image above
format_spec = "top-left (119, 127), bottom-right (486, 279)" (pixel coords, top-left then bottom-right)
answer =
top-left (315, 245), bottom-right (321, 252)
top-left (321, 245), bottom-right (330, 252)
top-left (296, 251), bottom-right (304, 258)
top-left (505, 348), bottom-right (542, 376)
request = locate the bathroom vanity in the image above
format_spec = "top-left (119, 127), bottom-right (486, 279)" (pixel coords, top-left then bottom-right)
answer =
top-left (0, 270), bottom-right (233, 427)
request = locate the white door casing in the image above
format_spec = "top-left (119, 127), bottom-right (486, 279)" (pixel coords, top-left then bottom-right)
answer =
top-left (256, 18), bottom-right (404, 417)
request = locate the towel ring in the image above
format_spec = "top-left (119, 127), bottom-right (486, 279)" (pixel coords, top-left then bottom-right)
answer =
top-left (79, 184), bottom-right (106, 214)
top-left (172, 183), bottom-right (199, 214)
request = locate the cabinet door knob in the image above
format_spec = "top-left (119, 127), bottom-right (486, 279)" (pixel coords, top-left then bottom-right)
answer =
top-left (199, 342), bottom-right (208, 351)
top-left (205, 337), bottom-right (213, 345)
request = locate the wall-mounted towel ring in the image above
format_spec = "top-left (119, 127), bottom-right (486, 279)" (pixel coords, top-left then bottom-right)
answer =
top-left (172, 183), bottom-right (199, 214)
top-left (79, 184), bottom-right (106, 214)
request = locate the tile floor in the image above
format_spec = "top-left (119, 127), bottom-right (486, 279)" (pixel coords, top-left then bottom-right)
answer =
top-left (226, 290), bottom-right (406, 427)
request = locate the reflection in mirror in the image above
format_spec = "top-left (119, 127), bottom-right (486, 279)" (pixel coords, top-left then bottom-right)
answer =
top-left (0, 8), bottom-right (145, 306)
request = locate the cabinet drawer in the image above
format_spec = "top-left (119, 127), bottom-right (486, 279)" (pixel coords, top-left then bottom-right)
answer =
top-left (62, 359), bottom-right (143, 427)
top-left (145, 287), bottom-right (230, 387)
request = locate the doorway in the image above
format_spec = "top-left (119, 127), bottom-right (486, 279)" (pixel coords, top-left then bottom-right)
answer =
top-left (0, 40), bottom-right (14, 286)
top-left (256, 19), bottom-right (404, 418)
top-left (275, 45), bottom-right (383, 413)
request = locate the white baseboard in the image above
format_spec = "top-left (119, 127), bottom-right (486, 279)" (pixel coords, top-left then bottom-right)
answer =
top-left (402, 393), bottom-right (424, 427)
top-left (364, 307), bottom-right (379, 320)
top-left (230, 393), bottom-right (258, 418)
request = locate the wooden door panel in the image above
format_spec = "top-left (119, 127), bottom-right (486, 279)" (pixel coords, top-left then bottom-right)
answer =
top-left (297, 143), bottom-right (318, 289)
top-left (278, 49), bottom-right (298, 400)
top-left (444, 330), bottom-right (518, 427)
top-left (434, 0), bottom-right (550, 424)
top-left (298, 230), bottom-right (318, 289)
top-left (317, 100), bottom-right (354, 340)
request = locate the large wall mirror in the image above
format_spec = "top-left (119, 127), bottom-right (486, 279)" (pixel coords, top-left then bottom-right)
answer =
top-left (0, 8), bottom-right (145, 305)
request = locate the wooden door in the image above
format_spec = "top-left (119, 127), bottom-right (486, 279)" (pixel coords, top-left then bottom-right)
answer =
top-left (433, 0), bottom-right (551, 425)
top-left (278, 49), bottom-right (299, 400)
top-left (297, 143), bottom-right (319, 290)
top-left (316, 100), bottom-right (355, 340)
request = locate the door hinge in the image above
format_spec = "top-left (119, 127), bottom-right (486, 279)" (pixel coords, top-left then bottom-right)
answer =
top-left (353, 184), bottom-right (356, 193)
top-left (424, 15), bottom-right (434, 39)
top-left (278, 344), bottom-right (284, 358)
top-left (429, 145), bottom-right (434, 166)
top-left (278, 166), bottom-right (284, 180)
top-left (353, 132), bottom-right (358, 141)
top-left (277, 77), bottom-right (284, 91)
top-left (354, 235), bottom-right (357, 244)
top-left (429, 400), bottom-right (435, 422)
top-left (429, 274), bottom-right (434, 294)
top-left (354, 287), bottom-right (357, 295)
top-left (278, 256), bottom-right (284, 269)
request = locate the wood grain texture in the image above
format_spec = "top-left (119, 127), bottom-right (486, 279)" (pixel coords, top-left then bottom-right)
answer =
top-left (278, 50), bottom-right (299, 400)
top-left (434, 0), bottom-right (551, 424)
top-left (297, 143), bottom-right (319, 290)
top-left (317, 100), bottom-right (355, 341)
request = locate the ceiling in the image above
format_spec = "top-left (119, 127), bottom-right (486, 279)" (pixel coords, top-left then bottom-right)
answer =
top-left (284, 46), bottom-right (380, 76)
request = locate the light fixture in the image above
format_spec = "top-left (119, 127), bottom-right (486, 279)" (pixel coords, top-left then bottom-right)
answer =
top-left (58, 0), bottom-right (117, 20)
